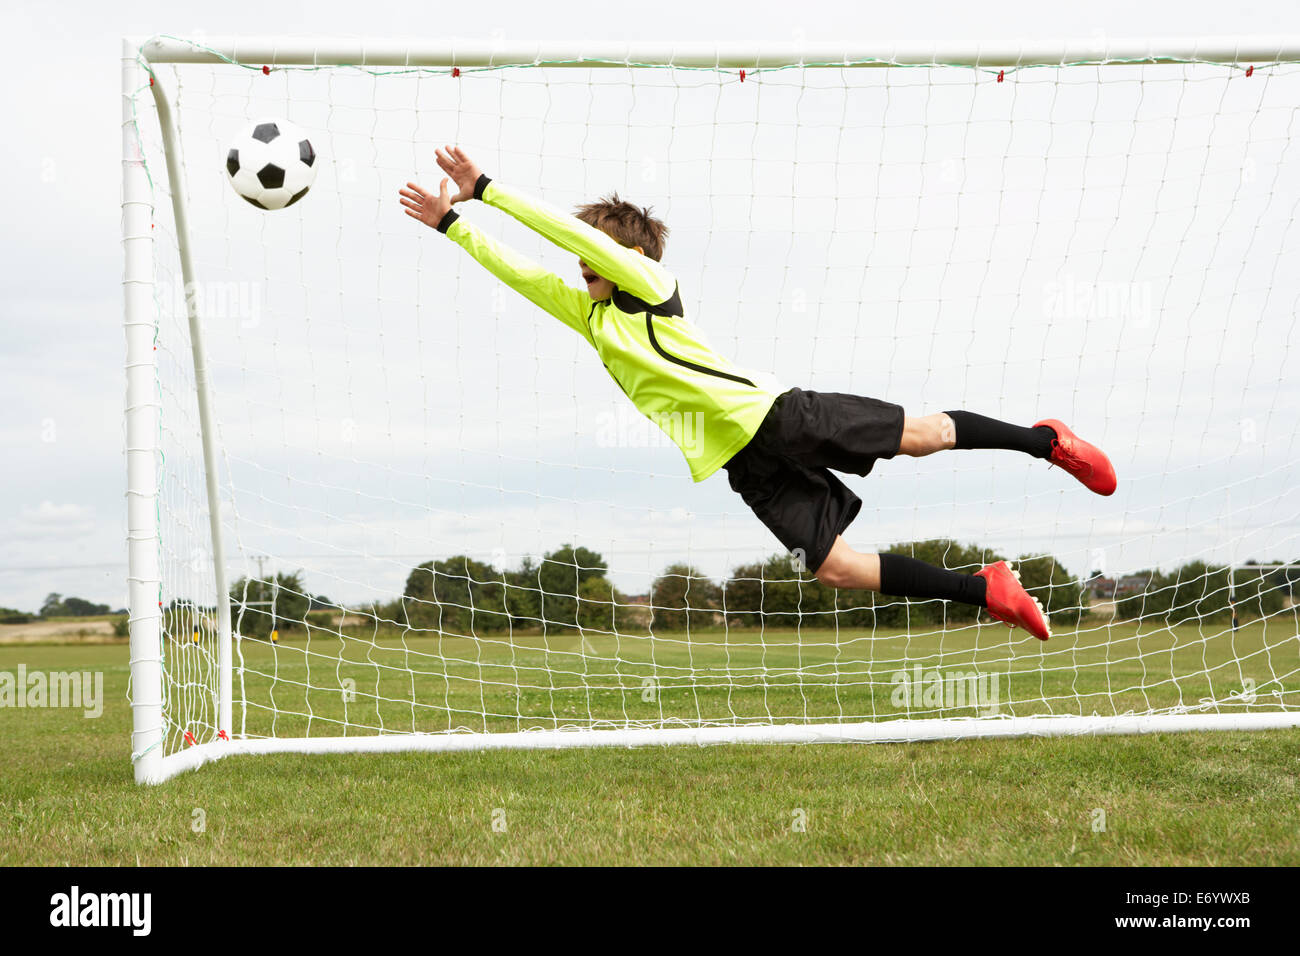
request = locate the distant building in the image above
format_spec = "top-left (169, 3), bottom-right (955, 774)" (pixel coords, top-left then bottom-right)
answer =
top-left (1087, 575), bottom-right (1153, 600)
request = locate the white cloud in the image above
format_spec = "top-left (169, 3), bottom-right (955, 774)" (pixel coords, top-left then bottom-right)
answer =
top-left (20, 501), bottom-right (92, 524)
top-left (9, 502), bottom-right (97, 541)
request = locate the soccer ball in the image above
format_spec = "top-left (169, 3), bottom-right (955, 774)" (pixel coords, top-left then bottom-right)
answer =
top-left (225, 118), bottom-right (317, 210)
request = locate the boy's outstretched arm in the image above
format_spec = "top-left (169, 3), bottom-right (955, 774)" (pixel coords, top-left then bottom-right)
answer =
top-left (435, 146), bottom-right (678, 308)
top-left (399, 176), bottom-right (593, 344)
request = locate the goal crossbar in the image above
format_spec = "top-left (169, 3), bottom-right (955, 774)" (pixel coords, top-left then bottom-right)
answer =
top-left (131, 34), bottom-right (1300, 70)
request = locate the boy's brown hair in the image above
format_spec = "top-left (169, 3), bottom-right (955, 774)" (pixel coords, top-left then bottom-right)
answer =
top-left (575, 193), bottom-right (669, 262)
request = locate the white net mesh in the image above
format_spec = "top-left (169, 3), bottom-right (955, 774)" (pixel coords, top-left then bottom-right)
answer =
top-left (127, 43), bottom-right (1300, 757)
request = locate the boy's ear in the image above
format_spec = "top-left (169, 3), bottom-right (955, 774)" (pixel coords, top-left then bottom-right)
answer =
top-left (631, 245), bottom-right (644, 257)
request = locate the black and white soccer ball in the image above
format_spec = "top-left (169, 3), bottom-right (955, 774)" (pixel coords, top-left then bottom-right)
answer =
top-left (225, 118), bottom-right (317, 210)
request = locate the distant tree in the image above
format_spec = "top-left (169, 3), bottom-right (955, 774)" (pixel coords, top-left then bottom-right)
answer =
top-left (576, 576), bottom-right (622, 632)
top-left (402, 556), bottom-right (508, 635)
top-left (722, 554), bottom-right (835, 628)
top-left (38, 594), bottom-right (111, 618)
top-left (1013, 553), bottom-right (1087, 626)
top-left (535, 544), bottom-right (609, 633)
top-left (398, 545), bottom-right (615, 637)
top-left (1168, 562), bottom-right (1232, 625)
top-left (650, 564), bottom-right (721, 631)
top-left (62, 596), bottom-right (111, 617)
top-left (230, 571), bottom-right (310, 640)
top-left (0, 606), bottom-right (34, 625)
top-left (1282, 562), bottom-right (1299, 599)
top-left (1228, 564), bottom-right (1288, 621)
top-left (307, 593), bottom-right (336, 612)
top-left (503, 556), bottom-right (543, 629)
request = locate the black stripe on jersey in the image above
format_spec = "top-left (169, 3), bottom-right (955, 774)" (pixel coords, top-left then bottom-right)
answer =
top-left (612, 284), bottom-right (684, 318)
top-left (644, 314), bottom-right (756, 387)
top-left (611, 283), bottom-right (757, 388)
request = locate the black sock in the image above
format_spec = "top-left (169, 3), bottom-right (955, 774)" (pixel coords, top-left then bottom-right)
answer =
top-left (944, 410), bottom-right (1054, 459)
top-left (878, 553), bottom-right (988, 608)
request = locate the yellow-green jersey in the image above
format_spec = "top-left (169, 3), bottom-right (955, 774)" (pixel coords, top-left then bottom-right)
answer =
top-left (435, 175), bottom-right (781, 482)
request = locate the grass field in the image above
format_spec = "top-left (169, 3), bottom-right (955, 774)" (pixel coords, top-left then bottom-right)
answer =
top-left (2, 622), bottom-right (1299, 865)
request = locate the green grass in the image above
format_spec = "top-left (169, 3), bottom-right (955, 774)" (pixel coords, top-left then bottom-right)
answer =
top-left (2, 625), bottom-right (1299, 865)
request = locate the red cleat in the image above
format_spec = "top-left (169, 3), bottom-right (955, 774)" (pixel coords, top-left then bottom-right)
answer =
top-left (976, 561), bottom-right (1051, 641)
top-left (1034, 419), bottom-right (1117, 496)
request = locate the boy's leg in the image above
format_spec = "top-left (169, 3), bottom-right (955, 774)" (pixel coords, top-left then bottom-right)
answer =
top-left (899, 410), bottom-right (1117, 496)
top-left (814, 537), bottom-right (987, 605)
top-left (815, 536), bottom-right (1051, 640)
top-left (897, 411), bottom-right (1054, 459)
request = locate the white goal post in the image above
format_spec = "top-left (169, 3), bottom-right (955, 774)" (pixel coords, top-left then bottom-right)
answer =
top-left (123, 35), bottom-right (1300, 784)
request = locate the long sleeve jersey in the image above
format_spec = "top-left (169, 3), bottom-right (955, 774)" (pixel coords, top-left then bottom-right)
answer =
top-left (436, 175), bottom-right (781, 482)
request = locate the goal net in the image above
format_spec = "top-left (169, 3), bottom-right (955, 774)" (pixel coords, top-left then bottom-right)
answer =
top-left (123, 36), bottom-right (1300, 783)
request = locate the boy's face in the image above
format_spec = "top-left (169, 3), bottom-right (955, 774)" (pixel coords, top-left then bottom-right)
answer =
top-left (578, 259), bottom-right (616, 301)
top-left (578, 241), bottom-right (644, 301)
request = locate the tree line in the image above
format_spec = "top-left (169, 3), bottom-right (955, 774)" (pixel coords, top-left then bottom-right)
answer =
top-left (386, 546), bottom-right (1295, 633)
top-left (227, 539), bottom-right (1092, 637)
top-left (221, 544), bottom-right (1297, 639)
top-left (0, 594), bottom-right (122, 625)
top-left (1112, 561), bottom-right (1293, 624)
top-left (12, 549), bottom-right (1293, 640)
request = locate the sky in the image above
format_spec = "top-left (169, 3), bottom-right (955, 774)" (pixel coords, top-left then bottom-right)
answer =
top-left (2, 0), bottom-right (1299, 614)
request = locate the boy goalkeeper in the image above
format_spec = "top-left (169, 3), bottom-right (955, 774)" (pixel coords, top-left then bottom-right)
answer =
top-left (399, 147), bottom-right (1117, 641)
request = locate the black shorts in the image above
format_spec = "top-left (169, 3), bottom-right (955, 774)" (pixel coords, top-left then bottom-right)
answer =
top-left (723, 388), bottom-right (905, 572)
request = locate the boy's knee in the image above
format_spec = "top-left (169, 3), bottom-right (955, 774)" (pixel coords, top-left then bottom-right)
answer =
top-left (921, 414), bottom-right (951, 450)
top-left (901, 414), bottom-right (952, 456)
top-left (815, 552), bottom-right (855, 589)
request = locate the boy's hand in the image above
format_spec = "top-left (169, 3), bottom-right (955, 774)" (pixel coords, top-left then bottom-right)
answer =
top-left (399, 179), bottom-right (453, 229)
top-left (435, 145), bottom-right (483, 204)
